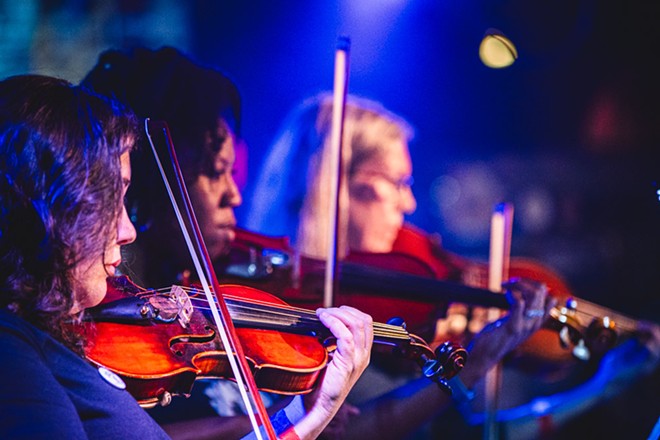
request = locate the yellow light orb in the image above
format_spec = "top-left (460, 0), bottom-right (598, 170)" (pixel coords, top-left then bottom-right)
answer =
top-left (479, 29), bottom-right (518, 68)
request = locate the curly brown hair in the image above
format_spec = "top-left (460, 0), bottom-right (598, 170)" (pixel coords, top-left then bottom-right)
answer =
top-left (0, 75), bottom-right (138, 351)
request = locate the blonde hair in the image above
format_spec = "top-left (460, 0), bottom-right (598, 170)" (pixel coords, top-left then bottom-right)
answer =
top-left (249, 94), bottom-right (412, 259)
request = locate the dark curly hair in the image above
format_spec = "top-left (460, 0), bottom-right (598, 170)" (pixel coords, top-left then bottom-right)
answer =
top-left (0, 75), bottom-right (138, 351)
top-left (82, 46), bottom-right (241, 183)
top-left (82, 47), bottom-right (241, 286)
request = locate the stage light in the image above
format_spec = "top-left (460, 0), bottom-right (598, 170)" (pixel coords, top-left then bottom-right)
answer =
top-left (479, 28), bottom-right (518, 68)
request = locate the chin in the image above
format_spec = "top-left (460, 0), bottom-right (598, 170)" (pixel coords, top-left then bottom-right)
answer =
top-left (363, 240), bottom-right (392, 254)
top-left (209, 241), bottom-right (232, 261)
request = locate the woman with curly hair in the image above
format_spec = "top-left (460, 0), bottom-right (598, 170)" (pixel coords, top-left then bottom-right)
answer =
top-left (0, 74), bottom-right (372, 440)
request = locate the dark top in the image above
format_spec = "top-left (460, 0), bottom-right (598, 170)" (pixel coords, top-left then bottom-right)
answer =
top-left (0, 309), bottom-right (170, 440)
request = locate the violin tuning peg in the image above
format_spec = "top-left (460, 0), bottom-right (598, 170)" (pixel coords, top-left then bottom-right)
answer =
top-left (559, 326), bottom-right (571, 349)
top-left (422, 358), bottom-right (444, 380)
top-left (420, 358), bottom-right (452, 395)
top-left (572, 339), bottom-right (590, 361)
top-left (386, 317), bottom-right (406, 329)
top-left (586, 318), bottom-right (618, 355)
top-left (435, 341), bottom-right (468, 380)
top-left (566, 297), bottom-right (578, 310)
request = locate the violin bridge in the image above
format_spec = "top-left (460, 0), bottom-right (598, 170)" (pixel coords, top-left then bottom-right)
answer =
top-left (170, 285), bottom-right (193, 327)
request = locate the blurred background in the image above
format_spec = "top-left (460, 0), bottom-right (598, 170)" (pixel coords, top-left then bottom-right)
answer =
top-left (1, 0), bottom-right (658, 436)
top-left (3, 0), bottom-right (656, 318)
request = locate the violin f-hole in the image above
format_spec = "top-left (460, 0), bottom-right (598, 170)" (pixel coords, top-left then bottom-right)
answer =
top-left (170, 328), bottom-right (217, 357)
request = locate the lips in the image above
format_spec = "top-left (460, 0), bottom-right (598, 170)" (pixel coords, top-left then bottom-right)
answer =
top-left (106, 260), bottom-right (122, 275)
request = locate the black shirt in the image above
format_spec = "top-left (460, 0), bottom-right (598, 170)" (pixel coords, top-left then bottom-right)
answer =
top-left (0, 309), bottom-right (170, 439)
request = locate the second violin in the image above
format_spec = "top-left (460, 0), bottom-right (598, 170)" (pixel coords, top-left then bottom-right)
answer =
top-left (222, 226), bottom-right (641, 367)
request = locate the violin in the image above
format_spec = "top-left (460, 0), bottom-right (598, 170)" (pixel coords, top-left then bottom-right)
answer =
top-left (77, 275), bottom-right (467, 408)
top-left (390, 224), bottom-right (644, 364)
top-left (220, 226), bottom-right (643, 367)
top-left (218, 225), bottom-right (654, 425)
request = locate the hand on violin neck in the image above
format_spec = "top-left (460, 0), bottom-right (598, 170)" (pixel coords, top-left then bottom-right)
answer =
top-left (459, 278), bottom-right (556, 385)
top-left (503, 278), bottom-right (556, 338)
top-left (294, 306), bottom-right (373, 440)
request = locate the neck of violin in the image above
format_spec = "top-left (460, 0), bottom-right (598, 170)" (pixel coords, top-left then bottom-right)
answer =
top-left (200, 296), bottom-right (418, 356)
top-left (339, 261), bottom-right (511, 309)
top-left (227, 299), bottom-right (408, 337)
top-left (563, 297), bottom-right (640, 334)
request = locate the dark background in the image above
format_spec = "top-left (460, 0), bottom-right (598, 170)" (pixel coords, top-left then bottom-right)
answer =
top-left (2, 0), bottom-right (657, 322)
top-left (202, 0), bottom-right (660, 321)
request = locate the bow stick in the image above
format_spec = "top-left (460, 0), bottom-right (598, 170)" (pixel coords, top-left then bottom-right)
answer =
top-left (145, 119), bottom-right (276, 440)
top-left (323, 36), bottom-right (351, 308)
top-left (483, 202), bottom-right (514, 440)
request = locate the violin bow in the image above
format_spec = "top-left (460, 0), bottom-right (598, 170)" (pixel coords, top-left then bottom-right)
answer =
top-left (483, 202), bottom-right (514, 440)
top-left (144, 119), bottom-right (277, 440)
top-left (323, 36), bottom-right (351, 308)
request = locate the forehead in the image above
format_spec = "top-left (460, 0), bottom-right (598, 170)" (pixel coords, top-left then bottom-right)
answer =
top-left (361, 139), bottom-right (411, 173)
top-left (214, 129), bottom-right (236, 165)
top-left (205, 117), bottom-right (236, 158)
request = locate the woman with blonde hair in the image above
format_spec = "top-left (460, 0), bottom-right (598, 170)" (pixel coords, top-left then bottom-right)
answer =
top-left (248, 94), bottom-right (416, 259)
top-left (248, 93), bottom-right (557, 438)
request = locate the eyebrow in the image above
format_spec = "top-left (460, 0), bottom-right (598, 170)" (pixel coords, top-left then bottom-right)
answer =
top-left (216, 157), bottom-right (232, 167)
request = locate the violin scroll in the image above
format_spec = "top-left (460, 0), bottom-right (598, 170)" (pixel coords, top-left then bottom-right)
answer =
top-left (420, 341), bottom-right (468, 394)
top-left (380, 316), bottom-right (467, 394)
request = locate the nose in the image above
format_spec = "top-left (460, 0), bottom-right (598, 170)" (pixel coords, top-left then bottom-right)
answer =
top-left (117, 205), bottom-right (137, 246)
top-left (399, 187), bottom-right (417, 214)
top-left (221, 174), bottom-right (243, 208)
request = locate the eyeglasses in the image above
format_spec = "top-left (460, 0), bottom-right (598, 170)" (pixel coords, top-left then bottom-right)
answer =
top-left (352, 169), bottom-right (414, 192)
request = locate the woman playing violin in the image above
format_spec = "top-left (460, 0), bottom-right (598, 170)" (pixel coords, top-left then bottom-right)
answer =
top-left (248, 94), bottom-right (660, 439)
top-left (0, 74), bottom-right (373, 440)
top-left (245, 94), bottom-right (553, 437)
top-left (82, 46), bottom-right (377, 439)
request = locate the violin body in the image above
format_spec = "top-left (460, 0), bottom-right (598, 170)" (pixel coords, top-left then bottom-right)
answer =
top-left (80, 276), bottom-right (328, 407)
top-left (392, 225), bottom-right (624, 366)
top-left (390, 226), bottom-right (577, 362)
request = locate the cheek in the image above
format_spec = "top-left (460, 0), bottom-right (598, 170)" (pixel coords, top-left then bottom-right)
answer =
top-left (189, 181), bottom-right (216, 215)
top-left (350, 200), bottom-right (386, 234)
top-left (72, 261), bottom-right (108, 311)
top-left (367, 197), bottom-right (396, 219)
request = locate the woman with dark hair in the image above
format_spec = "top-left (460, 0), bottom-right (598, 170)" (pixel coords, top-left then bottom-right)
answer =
top-left (82, 47), bottom-right (280, 436)
top-left (82, 46), bottom-right (245, 288)
top-left (0, 74), bottom-right (373, 440)
top-left (0, 74), bottom-right (159, 438)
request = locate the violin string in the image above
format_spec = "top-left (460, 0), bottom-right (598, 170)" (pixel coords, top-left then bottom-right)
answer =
top-left (553, 300), bottom-right (637, 332)
top-left (143, 285), bottom-right (414, 339)
top-left (229, 302), bottom-right (410, 339)
top-left (132, 285), bottom-right (640, 337)
top-left (177, 286), bottom-right (410, 332)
